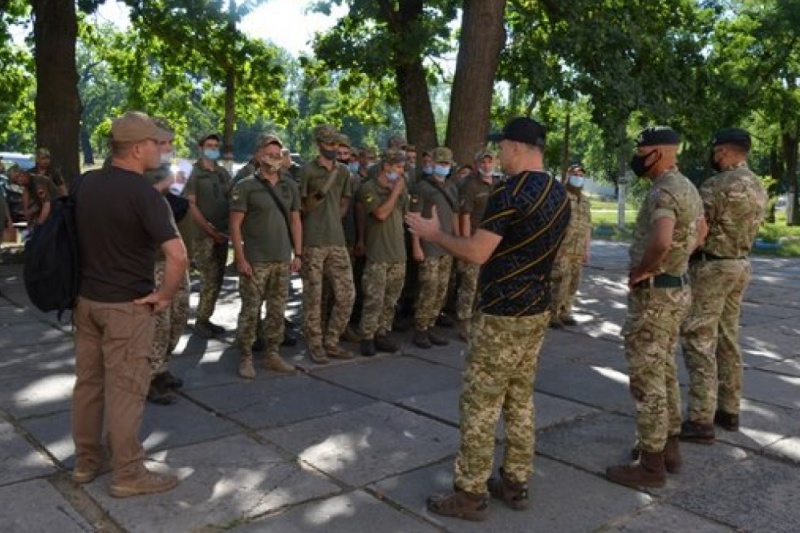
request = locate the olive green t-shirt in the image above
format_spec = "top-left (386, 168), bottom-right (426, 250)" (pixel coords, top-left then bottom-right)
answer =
top-left (410, 176), bottom-right (458, 257)
top-left (230, 173), bottom-right (300, 263)
top-left (357, 179), bottom-right (408, 263)
top-left (232, 160), bottom-right (257, 186)
top-left (299, 159), bottom-right (353, 247)
top-left (26, 174), bottom-right (60, 222)
top-left (458, 173), bottom-right (494, 232)
top-left (184, 161), bottom-right (232, 232)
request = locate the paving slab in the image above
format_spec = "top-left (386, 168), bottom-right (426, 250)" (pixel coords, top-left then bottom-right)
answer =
top-left (403, 342), bottom-right (468, 371)
top-left (603, 503), bottom-right (735, 532)
top-left (710, 398), bottom-right (800, 452)
top-left (0, 340), bottom-right (75, 380)
top-left (758, 355), bottom-right (800, 377)
top-left (740, 301), bottom-right (800, 327)
top-left (188, 375), bottom-right (374, 431)
top-left (667, 454), bottom-right (800, 533)
top-left (370, 456), bottom-right (652, 533)
top-left (0, 479), bottom-right (91, 532)
top-left (763, 435), bottom-right (800, 463)
top-left (0, 321), bottom-right (70, 349)
top-left (262, 402), bottom-right (459, 487)
top-left (0, 304), bottom-right (41, 324)
top-left (739, 320), bottom-right (800, 358)
top-left (741, 368), bottom-right (800, 410)
top-left (535, 357), bottom-right (633, 413)
top-left (0, 421), bottom-right (56, 485)
top-left (0, 371), bottom-right (75, 418)
top-left (84, 434), bottom-right (340, 533)
top-left (229, 490), bottom-right (439, 533)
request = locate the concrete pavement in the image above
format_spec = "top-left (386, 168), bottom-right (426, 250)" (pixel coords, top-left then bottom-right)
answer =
top-left (1, 241), bottom-right (799, 532)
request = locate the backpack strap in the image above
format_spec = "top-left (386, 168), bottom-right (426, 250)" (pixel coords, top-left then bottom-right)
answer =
top-left (423, 176), bottom-right (458, 213)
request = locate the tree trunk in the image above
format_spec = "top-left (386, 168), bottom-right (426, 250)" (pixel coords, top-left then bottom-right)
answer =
top-left (79, 125), bottom-right (94, 166)
top-left (782, 130), bottom-right (799, 225)
top-left (223, 0), bottom-right (237, 156)
top-left (395, 61), bottom-right (438, 151)
top-left (445, 0), bottom-right (507, 165)
top-left (31, 0), bottom-right (80, 184)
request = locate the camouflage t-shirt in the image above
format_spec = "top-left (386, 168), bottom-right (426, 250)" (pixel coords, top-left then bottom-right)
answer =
top-left (699, 162), bottom-right (766, 258)
top-left (409, 176), bottom-right (458, 257)
top-left (357, 178), bottom-right (408, 263)
top-left (556, 188), bottom-right (592, 259)
top-left (629, 168), bottom-right (703, 276)
top-left (184, 161), bottom-right (232, 232)
top-left (299, 158), bottom-right (353, 247)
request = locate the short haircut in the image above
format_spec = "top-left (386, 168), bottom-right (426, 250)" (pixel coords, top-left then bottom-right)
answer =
top-left (110, 140), bottom-right (135, 158)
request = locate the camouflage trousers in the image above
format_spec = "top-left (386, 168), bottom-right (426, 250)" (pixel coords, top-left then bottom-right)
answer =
top-left (550, 257), bottom-right (583, 318)
top-left (681, 258), bottom-right (751, 422)
top-left (455, 261), bottom-right (480, 321)
top-left (359, 261), bottom-right (406, 339)
top-left (454, 311), bottom-right (550, 493)
top-left (193, 235), bottom-right (228, 322)
top-left (302, 246), bottom-right (355, 350)
top-left (237, 262), bottom-right (290, 357)
top-left (414, 255), bottom-right (453, 330)
top-left (623, 286), bottom-right (690, 452)
top-left (150, 261), bottom-right (190, 374)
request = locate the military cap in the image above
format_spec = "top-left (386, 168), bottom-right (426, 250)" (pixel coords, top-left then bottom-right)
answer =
top-left (336, 133), bottom-right (352, 148)
top-left (635, 126), bottom-right (681, 147)
top-left (711, 128), bottom-right (751, 150)
top-left (35, 147), bottom-right (51, 157)
top-left (360, 146), bottom-right (378, 159)
top-left (314, 124), bottom-right (338, 144)
top-left (256, 133), bottom-right (283, 149)
top-left (387, 135), bottom-right (407, 150)
top-left (382, 148), bottom-right (407, 166)
top-left (432, 146), bottom-right (455, 164)
top-left (197, 131), bottom-right (221, 145)
top-left (488, 117), bottom-right (547, 147)
top-left (112, 111), bottom-right (171, 143)
top-left (475, 149), bottom-right (494, 161)
top-left (568, 163), bottom-right (585, 172)
top-left (151, 117), bottom-right (175, 142)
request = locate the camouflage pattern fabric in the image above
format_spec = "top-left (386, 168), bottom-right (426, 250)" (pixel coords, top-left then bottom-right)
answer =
top-left (453, 311), bottom-right (550, 493)
top-left (237, 262), bottom-right (290, 356)
top-left (414, 255), bottom-right (453, 330)
top-left (550, 259), bottom-right (583, 319)
top-left (193, 234), bottom-right (228, 322)
top-left (150, 261), bottom-right (190, 374)
top-left (455, 261), bottom-right (480, 321)
top-left (301, 245), bottom-right (355, 351)
top-left (359, 261), bottom-right (406, 338)
top-left (550, 189), bottom-right (591, 318)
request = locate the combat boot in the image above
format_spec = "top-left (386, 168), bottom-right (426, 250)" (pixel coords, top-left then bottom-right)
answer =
top-left (679, 420), bottom-right (715, 444)
top-left (238, 354), bottom-right (256, 380)
top-left (374, 334), bottom-right (399, 353)
top-left (560, 315), bottom-right (577, 326)
top-left (457, 319), bottom-right (470, 341)
top-left (714, 410), bottom-right (740, 431)
top-left (147, 374), bottom-right (177, 406)
top-left (361, 338), bottom-right (376, 356)
top-left (309, 346), bottom-right (330, 365)
top-left (606, 450), bottom-right (666, 488)
top-left (263, 353), bottom-right (296, 374)
top-left (427, 329), bottom-right (450, 346)
top-left (426, 487), bottom-right (489, 522)
top-left (325, 344), bottom-right (354, 360)
top-left (110, 469), bottom-right (179, 498)
top-left (436, 313), bottom-right (455, 328)
top-left (413, 329), bottom-right (432, 349)
top-left (664, 436), bottom-right (682, 474)
top-left (160, 371), bottom-right (183, 390)
top-left (487, 468), bottom-right (529, 510)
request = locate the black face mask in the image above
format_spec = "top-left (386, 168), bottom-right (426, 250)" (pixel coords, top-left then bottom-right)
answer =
top-left (630, 149), bottom-right (659, 177)
top-left (709, 150), bottom-right (722, 172)
top-left (320, 148), bottom-right (338, 161)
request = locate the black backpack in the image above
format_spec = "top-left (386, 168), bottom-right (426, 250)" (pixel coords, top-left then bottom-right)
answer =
top-left (23, 173), bottom-right (88, 320)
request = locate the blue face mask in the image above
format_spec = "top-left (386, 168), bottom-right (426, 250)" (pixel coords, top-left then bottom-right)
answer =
top-left (433, 165), bottom-right (450, 178)
top-left (203, 148), bottom-right (220, 161)
top-left (568, 175), bottom-right (585, 188)
top-left (386, 171), bottom-right (399, 182)
top-left (423, 164), bottom-right (433, 175)
top-left (348, 162), bottom-right (360, 173)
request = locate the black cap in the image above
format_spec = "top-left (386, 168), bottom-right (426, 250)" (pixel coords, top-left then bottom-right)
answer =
top-left (712, 128), bottom-right (751, 150)
top-left (635, 127), bottom-right (681, 147)
top-left (488, 117), bottom-right (546, 147)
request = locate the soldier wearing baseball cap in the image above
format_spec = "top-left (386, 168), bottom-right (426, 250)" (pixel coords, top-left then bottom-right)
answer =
top-left (487, 116), bottom-right (547, 147)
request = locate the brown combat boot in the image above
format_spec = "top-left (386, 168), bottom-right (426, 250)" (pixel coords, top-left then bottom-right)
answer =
top-left (426, 487), bottom-right (489, 522)
top-left (714, 410), bottom-right (740, 431)
top-left (664, 436), bottom-right (682, 474)
top-left (679, 420), bottom-right (715, 445)
top-left (238, 354), bottom-right (256, 380)
top-left (263, 353), bottom-right (296, 374)
top-left (487, 468), bottom-right (529, 510)
top-left (606, 450), bottom-right (666, 488)
top-left (110, 469), bottom-right (180, 498)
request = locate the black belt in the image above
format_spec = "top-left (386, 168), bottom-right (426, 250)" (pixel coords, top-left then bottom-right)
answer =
top-left (633, 273), bottom-right (689, 289)
top-left (690, 250), bottom-right (747, 263)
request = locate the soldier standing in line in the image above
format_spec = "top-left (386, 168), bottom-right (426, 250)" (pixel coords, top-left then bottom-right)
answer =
top-left (299, 124), bottom-right (356, 364)
top-left (549, 163), bottom-right (592, 328)
top-left (8, 165), bottom-right (59, 230)
top-left (606, 127), bottom-right (706, 489)
top-left (410, 146), bottom-right (460, 349)
top-left (31, 147), bottom-right (67, 197)
top-left (679, 128), bottom-right (767, 443)
top-left (455, 150), bottom-right (496, 341)
top-left (229, 134), bottom-right (301, 379)
top-left (357, 148), bottom-right (409, 356)
top-left (184, 132), bottom-right (232, 338)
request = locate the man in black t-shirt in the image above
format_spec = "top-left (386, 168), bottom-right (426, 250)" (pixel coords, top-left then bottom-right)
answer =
top-left (406, 117), bottom-right (570, 521)
top-left (72, 111), bottom-right (188, 498)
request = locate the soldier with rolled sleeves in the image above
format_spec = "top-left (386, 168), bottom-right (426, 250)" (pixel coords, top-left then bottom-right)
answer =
top-left (8, 165), bottom-right (59, 230)
top-left (184, 132), bottom-right (232, 338)
top-left (230, 134), bottom-right (301, 379)
top-left (679, 128), bottom-right (767, 443)
top-left (299, 124), bottom-right (356, 364)
top-left (455, 150), bottom-right (496, 341)
top-left (549, 163), bottom-right (592, 328)
top-left (410, 146), bottom-right (460, 349)
top-left (357, 148), bottom-right (409, 356)
top-left (606, 127), bottom-right (706, 489)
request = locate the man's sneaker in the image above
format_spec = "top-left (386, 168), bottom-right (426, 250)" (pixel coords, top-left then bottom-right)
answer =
top-left (413, 329), bottom-right (432, 349)
top-left (374, 334), bottom-right (399, 353)
top-left (326, 344), bottom-right (355, 359)
top-left (436, 313), bottom-right (455, 328)
top-left (263, 353), bottom-right (296, 374)
top-left (427, 329), bottom-right (450, 346)
top-left (714, 410), bottom-right (740, 431)
top-left (109, 469), bottom-right (180, 498)
top-left (238, 355), bottom-right (256, 380)
top-left (282, 330), bottom-right (298, 347)
top-left (309, 346), bottom-right (330, 365)
top-left (487, 468), bottom-right (529, 510)
top-left (252, 337), bottom-right (266, 352)
top-left (194, 320), bottom-right (216, 339)
top-left (560, 315), bottom-right (577, 326)
top-left (361, 339), bottom-right (377, 357)
top-left (678, 420), bottom-right (715, 444)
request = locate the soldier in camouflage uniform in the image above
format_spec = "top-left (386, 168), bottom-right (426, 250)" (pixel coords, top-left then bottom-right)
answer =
top-left (356, 149), bottom-right (409, 356)
top-left (606, 127), bottom-right (706, 489)
top-left (145, 119), bottom-right (190, 405)
top-left (184, 132), bottom-right (232, 338)
top-left (299, 125), bottom-right (356, 364)
top-left (410, 146), bottom-right (460, 349)
top-left (679, 128), bottom-right (767, 443)
top-left (32, 147), bottom-right (67, 197)
top-left (407, 117), bottom-right (569, 521)
top-left (455, 150), bottom-right (496, 340)
top-left (230, 134), bottom-right (301, 379)
top-left (550, 164), bottom-right (592, 328)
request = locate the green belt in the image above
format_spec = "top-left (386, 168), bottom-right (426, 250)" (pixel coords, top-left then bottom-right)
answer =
top-left (633, 273), bottom-right (689, 290)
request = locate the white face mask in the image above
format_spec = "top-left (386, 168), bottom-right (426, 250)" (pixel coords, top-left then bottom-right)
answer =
top-left (568, 175), bottom-right (585, 188)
